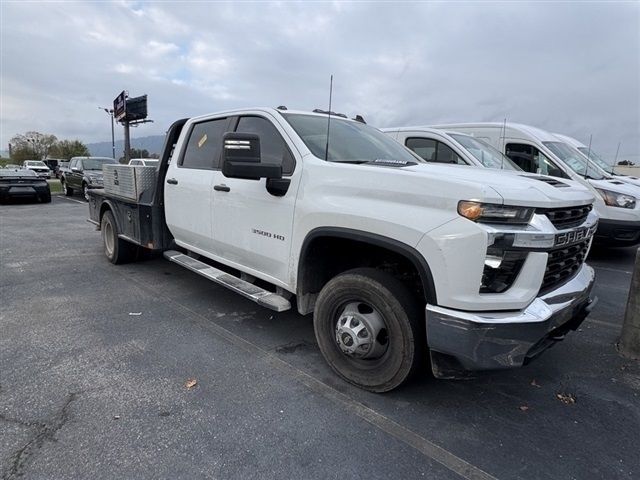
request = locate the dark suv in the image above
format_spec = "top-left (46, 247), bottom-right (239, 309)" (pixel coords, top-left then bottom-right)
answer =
top-left (60, 157), bottom-right (117, 201)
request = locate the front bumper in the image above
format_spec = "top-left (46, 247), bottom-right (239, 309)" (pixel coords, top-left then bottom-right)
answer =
top-left (425, 263), bottom-right (596, 378)
top-left (594, 218), bottom-right (640, 247)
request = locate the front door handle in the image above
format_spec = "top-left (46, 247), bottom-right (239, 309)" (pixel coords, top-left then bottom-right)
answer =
top-left (214, 184), bottom-right (230, 192)
top-left (166, 178), bottom-right (178, 185)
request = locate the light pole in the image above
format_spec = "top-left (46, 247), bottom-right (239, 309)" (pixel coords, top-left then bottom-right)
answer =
top-left (98, 107), bottom-right (116, 159)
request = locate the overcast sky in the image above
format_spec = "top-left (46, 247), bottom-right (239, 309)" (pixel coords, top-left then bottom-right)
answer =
top-left (1, 1), bottom-right (638, 161)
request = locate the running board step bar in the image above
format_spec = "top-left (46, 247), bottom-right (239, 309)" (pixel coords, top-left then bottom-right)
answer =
top-left (163, 250), bottom-right (291, 312)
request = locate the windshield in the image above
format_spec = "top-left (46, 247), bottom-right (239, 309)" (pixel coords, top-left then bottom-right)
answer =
top-left (282, 114), bottom-right (422, 164)
top-left (577, 147), bottom-right (615, 174)
top-left (26, 161), bottom-right (46, 167)
top-left (543, 141), bottom-right (606, 180)
top-left (84, 158), bottom-right (117, 170)
top-left (449, 134), bottom-right (519, 170)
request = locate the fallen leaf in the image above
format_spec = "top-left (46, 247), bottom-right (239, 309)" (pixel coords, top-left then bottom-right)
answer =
top-left (184, 378), bottom-right (198, 390)
top-left (530, 379), bottom-right (541, 388)
top-left (556, 392), bottom-right (576, 405)
top-left (519, 405), bottom-right (529, 412)
top-left (129, 312), bottom-right (142, 316)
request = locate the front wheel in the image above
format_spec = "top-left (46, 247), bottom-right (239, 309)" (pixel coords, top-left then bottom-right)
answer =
top-left (83, 183), bottom-right (90, 201)
top-left (313, 268), bottom-right (425, 392)
top-left (62, 179), bottom-right (73, 196)
top-left (101, 210), bottom-right (138, 264)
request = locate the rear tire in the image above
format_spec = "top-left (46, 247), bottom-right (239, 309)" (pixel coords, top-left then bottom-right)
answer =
top-left (101, 210), bottom-right (138, 264)
top-left (313, 268), bottom-right (425, 392)
top-left (62, 179), bottom-right (73, 196)
top-left (40, 192), bottom-right (51, 203)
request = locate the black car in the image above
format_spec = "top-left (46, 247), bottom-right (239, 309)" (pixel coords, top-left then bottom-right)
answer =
top-left (0, 168), bottom-right (51, 203)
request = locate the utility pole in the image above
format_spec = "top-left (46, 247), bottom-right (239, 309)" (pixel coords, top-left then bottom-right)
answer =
top-left (98, 107), bottom-right (116, 159)
top-left (124, 120), bottom-right (131, 164)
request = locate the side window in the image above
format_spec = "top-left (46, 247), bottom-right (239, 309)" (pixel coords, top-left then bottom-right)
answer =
top-left (235, 116), bottom-right (295, 175)
top-left (405, 137), bottom-right (465, 164)
top-left (506, 143), bottom-right (566, 178)
top-left (406, 138), bottom-right (436, 161)
top-left (435, 142), bottom-right (466, 165)
top-left (181, 118), bottom-right (229, 170)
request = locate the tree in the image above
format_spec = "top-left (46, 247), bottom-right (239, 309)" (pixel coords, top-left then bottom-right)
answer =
top-left (9, 131), bottom-right (58, 161)
top-left (49, 140), bottom-right (90, 160)
top-left (119, 148), bottom-right (151, 163)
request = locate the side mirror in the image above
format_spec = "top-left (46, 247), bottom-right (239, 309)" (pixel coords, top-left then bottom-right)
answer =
top-left (71, 167), bottom-right (81, 173)
top-left (221, 132), bottom-right (282, 180)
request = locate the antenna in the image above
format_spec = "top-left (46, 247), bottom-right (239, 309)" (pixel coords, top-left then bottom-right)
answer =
top-left (500, 118), bottom-right (507, 169)
top-left (584, 134), bottom-right (593, 179)
top-left (324, 75), bottom-right (333, 162)
top-left (613, 141), bottom-right (621, 168)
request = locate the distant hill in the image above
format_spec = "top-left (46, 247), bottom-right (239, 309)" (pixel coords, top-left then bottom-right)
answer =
top-left (87, 135), bottom-right (165, 157)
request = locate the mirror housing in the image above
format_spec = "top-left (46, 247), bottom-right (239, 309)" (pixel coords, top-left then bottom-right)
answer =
top-left (71, 167), bottom-right (81, 173)
top-left (222, 132), bottom-right (281, 180)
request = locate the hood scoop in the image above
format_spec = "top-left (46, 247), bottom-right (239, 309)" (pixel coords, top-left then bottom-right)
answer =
top-left (608, 180), bottom-right (625, 185)
top-left (365, 159), bottom-right (418, 167)
top-left (520, 175), bottom-right (569, 187)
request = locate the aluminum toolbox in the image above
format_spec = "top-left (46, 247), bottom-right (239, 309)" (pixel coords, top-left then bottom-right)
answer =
top-left (103, 165), bottom-right (157, 203)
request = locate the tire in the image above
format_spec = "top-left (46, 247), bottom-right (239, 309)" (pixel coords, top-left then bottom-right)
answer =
top-left (40, 192), bottom-right (51, 203)
top-left (62, 179), bottom-right (73, 196)
top-left (82, 183), bottom-right (90, 201)
top-left (101, 210), bottom-right (138, 264)
top-left (313, 268), bottom-right (425, 392)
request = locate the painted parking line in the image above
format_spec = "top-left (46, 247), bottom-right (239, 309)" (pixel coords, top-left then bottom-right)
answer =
top-left (591, 265), bottom-right (633, 275)
top-left (59, 196), bottom-right (86, 205)
top-left (586, 317), bottom-right (621, 330)
top-left (121, 270), bottom-right (497, 480)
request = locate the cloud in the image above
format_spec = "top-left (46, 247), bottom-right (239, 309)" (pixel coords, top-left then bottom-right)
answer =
top-left (1, 1), bottom-right (638, 160)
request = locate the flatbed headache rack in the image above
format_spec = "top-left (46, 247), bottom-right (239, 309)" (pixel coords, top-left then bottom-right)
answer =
top-left (87, 118), bottom-right (188, 251)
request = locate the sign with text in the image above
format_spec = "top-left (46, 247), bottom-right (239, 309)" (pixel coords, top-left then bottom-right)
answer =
top-left (113, 91), bottom-right (127, 121)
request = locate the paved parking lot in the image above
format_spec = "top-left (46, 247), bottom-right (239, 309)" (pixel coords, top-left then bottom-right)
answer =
top-left (1, 196), bottom-right (639, 480)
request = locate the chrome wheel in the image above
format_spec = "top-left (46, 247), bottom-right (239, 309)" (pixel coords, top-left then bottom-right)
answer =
top-left (83, 184), bottom-right (89, 201)
top-left (62, 181), bottom-right (67, 195)
top-left (335, 301), bottom-right (388, 359)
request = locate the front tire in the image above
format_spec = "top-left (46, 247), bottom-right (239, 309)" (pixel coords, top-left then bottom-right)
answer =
top-left (40, 192), bottom-right (51, 203)
top-left (313, 268), bottom-right (424, 392)
top-left (83, 183), bottom-right (90, 201)
top-left (101, 210), bottom-right (138, 264)
top-left (62, 179), bottom-right (73, 196)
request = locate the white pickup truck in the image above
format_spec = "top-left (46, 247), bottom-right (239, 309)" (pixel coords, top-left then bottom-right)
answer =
top-left (88, 107), bottom-right (598, 392)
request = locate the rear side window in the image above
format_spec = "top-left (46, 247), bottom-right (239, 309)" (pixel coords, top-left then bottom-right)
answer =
top-left (405, 137), bottom-right (466, 165)
top-left (181, 118), bottom-right (229, 170)
top-left (235, 116), bottom-right (295, 175)
top-left (506, 143), bottom-right (567, 178)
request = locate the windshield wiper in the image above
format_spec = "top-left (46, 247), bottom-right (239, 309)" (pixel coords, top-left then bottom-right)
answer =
top-left (364, 159), bottom-right (417, 167)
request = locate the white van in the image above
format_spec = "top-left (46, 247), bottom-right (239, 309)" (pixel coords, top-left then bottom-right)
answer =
top-left (427, 123), bottom-right (640, 247)
top-left (553, 133), bottom-right (640, 188)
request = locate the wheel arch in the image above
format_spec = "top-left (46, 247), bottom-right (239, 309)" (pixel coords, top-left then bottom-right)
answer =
top-left (296, 227), bottom-right (437, 315)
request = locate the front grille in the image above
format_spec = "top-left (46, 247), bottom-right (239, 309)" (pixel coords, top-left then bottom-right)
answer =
top-left (537, 204), bottom-right (592, 230)
top-left (540, 238), bottom-right (590, 294)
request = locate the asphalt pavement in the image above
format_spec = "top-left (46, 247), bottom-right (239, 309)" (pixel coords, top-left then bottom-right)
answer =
top-left (1, 196), bottom-right (638, 480)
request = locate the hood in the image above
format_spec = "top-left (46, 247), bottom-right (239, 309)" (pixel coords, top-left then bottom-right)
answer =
top-left (589, 178), bottom-right (640, 198)
top-left (612, 174), bottom-right (640, 189)
top-left (400, 163), bottom-right (594, 208)
top-left (86, 171), bottom-right (104, 178)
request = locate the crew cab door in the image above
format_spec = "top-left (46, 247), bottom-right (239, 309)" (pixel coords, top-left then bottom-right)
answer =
top-left (505, 143), bottom-right (569, 178)
top-left (164, 116), bottom-right (232, 253)
top-left (68, 158), bottom-right (83, 188)
top-left (212, 114), bottom-right (300, 286)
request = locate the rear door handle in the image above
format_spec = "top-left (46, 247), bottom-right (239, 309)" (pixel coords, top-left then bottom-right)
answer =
top-left (214, 184), bottom-right (230, 192)
top-left (166, 178), bottom-right (178, 185)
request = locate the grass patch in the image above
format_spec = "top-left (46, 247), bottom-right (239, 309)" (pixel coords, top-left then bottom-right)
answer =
top-left (48, 179), bottom-right (63, 194)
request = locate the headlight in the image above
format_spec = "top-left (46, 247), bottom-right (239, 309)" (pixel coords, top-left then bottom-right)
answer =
top-left (595, 188), bottom-right (636, 209)
top-left (457, 201), bottom-right (534, 224)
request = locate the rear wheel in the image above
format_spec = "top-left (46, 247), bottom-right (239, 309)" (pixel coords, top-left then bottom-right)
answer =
top-left (313, 268), bottom-right (425, 392)
top-left (40, 192), bottom-right (51, 203)
top-left (101, 210), bottom-right (138, 264)
top-left (62, 179), bottom-right (73, 196)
